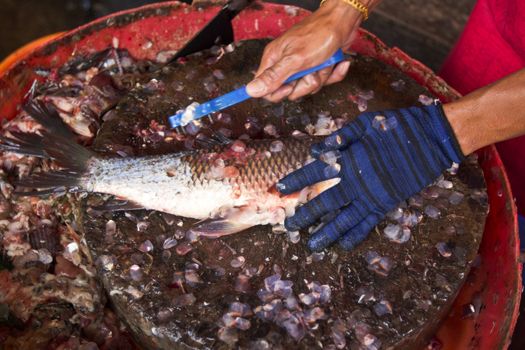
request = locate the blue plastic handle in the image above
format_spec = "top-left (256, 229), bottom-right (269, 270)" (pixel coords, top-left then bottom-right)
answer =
top-left (169, 49), bottom-right (345, 128)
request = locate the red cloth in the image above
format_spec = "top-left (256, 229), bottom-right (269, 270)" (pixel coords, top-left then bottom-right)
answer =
top-left (440, 0), bottom-right (525, 216)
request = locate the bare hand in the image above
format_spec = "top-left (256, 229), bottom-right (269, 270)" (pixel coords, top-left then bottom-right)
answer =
top-left (246, 0), bottom-right (375, 102)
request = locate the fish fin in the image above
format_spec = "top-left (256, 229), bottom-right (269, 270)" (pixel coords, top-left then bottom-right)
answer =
top-left (13, 170), bottom-right (84, 194)
top-left (210, 130), bottom-right (232, 145)
top-left (92, 198), bottom-right (145, 212)
top-left (307, 178), bottom-right (340, 200)
top-left (40, 135), bottom-right (95, 172)
top-left (23, 100), bottom-right (76, 140)
top-left (14, 187), bottom-right (69, 197)
top-left (194, 130), bottom-right (232, 149)
top-left (6, 100), bottom-right (98, 196)
top-left (0, 132), bottom-right (47, 158)
top-left (190, 218), bottom-right (253, 238)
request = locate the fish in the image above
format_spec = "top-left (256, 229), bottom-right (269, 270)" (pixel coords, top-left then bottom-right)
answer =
top-left (1, 101), bottom-right (338, 237)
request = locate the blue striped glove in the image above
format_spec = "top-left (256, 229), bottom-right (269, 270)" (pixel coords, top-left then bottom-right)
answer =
top-left (278, 103), bottom-right (465, 251)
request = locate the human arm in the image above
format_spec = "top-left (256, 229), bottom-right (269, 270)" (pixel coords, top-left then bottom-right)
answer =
top-left (246, 0), bottom-right (382, 102)
top-left (445, 68), bottom-right (525, 155)
top-left (278, 68), bottom-right (525, 251)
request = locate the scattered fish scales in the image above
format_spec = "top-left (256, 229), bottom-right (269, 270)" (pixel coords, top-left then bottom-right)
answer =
top-left (173, 293), bottom-right (196, 306)
top-left (97, 254), bottom-right (115, 271)
top-left (437, 179), bottom-right (453, 189)
top-left (449, 191), bottom-right (465, 205)
top-left (282, 314), bottom-right (306, 341)
top-left (218, 327), bottom-right (238, 346)
top-left (425, 205), bottom-right (441, 219)
top-left (263, 124), bottom-right (278, 137)
top-left (175, 241), bottom-right (192, 255)
top-left (269, 140), bottom-right (284, 153)
top-left (228, 302), bottom-right (252, 317)
top-left (357, 98), bottom-right (368, 112)
top-left (356, 286), bottom-right (376, 304)
top-left (303, 307), bottom-right (326, 323)
top-left (311, 251), bottom-right (325, 262)
top-left (285, 296), bottom-right (300, 310)
top-left (264, 274), bottom-right (281, 292)
top-left (390, 79), bottom-right (406, 91)
top-left (408, 194), bottom-right (425, 207)
top-left (319, 150), bottom-right (341, 166)
top-left (373, 300), bottom-right (393, 316)
top-left (125, 285), bottom-right (144, 299)
top-left (139, 239), bottom-right (154, 253)
top-left (129, 264), bottom-right (143, 281)
top-left (234, 274), bottom-right (250, 293)
top-left (365, 251), bottom-right (394, 277)
top-left (273, 280), bottom-right (294, 297)
top-left (398, 209), bottom-right (422, 227)
top-left (234, 317), bottom-right (251, 330)
top-left (136, 221), bottom-right (149, 232)
top-left (162, 237), bottom-right (177, 250)
top-left (257, 289), bottom-right (274, 303)
top-left (287, 231), bottom-right (300, 244)
top-left (105, 220), bottom-right (117, 236)
top-left (418, 94), bottom-right (434, 106)
top-left (386, 207), bottom-right (403, 220)
top-left (323, 163), bottom-right (341, 178)
top-left (184, 269), bottom-right (202, 284)
top-left (358, 90), bottom-right (375, 101)
top-left (331, 319), bottom-right (348, 349)
top-left (230, 255), bottom-right (246, 268)
top-left (22, 39), bottom-right (486, 348)
top-left (212, 69), bottom-right (225, 80)
top-left (299, 292), bottom-right (318, 306)
top-left (436, 242), bottom-right (453, 258)
top-left (447, 162), bottom-right (460, 175)
top-left (185, 229), bottom-right (199, 242)
top-left (383, 224), bottom-right (411, 244)
top-left (221, 313), bottom-right (236, 327)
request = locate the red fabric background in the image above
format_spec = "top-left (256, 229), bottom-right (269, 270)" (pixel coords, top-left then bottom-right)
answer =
top-left (440, 0), bottom-right (525, 215)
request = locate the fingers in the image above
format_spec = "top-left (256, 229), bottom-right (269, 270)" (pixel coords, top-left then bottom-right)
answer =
top-left (325, 61), bottom-right (351, 86)
top-left (311, 122), bottom-right (365, 157)
top-left (277, 159), bottom-right (337, 195)
top-left (285, 185), bottom-right (353, 231)
top-left (288, 67), bottom-right (331, 100)
top-left (338, 213), bottom-right (379, 250)
top-left (307, 201), bottom-right (368, 251)
top-left (261, 60), bottom-right (350, 102)
top-left (265, 64), bottom-right (338, 102)
top-left (264, 83), bottom-right (296, 103)
top-left (247, 54), bottom-right (301, 98)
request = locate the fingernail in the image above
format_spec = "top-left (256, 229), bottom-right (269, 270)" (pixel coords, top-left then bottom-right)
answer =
top-left (246, 79), bottom-right (266, 96)
top-left (338, 61), bottom-right (351, 72)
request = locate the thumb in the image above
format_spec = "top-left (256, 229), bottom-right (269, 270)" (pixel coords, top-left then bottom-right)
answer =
top-left (246, 56), bottom-right (300, 98)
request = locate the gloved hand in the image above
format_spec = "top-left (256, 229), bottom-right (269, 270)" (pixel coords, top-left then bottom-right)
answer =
top-left (277, 102), bottom-right (465, 251)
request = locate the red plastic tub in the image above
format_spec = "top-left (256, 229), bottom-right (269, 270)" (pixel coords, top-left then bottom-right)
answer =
top-left (0, 2), bottom-right (520, 348)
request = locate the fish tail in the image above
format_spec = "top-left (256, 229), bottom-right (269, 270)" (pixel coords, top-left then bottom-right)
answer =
top-left (1, 101), bottom-right (96, 196)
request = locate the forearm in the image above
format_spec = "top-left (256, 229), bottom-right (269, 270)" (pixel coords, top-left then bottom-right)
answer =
top-left (444, 68), bottom-right (525, 155)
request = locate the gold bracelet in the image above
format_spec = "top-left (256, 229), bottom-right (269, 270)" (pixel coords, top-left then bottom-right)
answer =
top-left (320, 0), bottom-right (369, 20)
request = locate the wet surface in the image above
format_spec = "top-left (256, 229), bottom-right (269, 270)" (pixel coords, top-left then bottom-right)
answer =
top-left (79, 40), bottom-right (489, 349)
